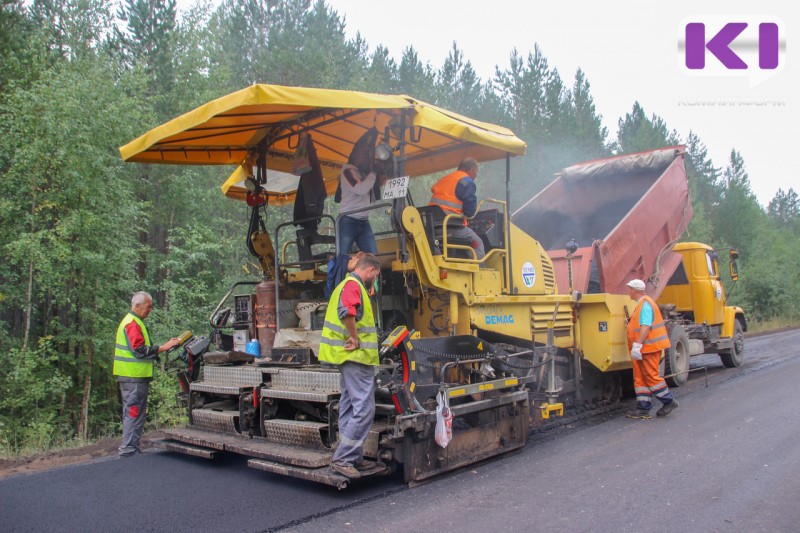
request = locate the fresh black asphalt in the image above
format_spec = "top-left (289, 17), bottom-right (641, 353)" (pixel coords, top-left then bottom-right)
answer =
top-left (2, 329), bottom-right (798, 532)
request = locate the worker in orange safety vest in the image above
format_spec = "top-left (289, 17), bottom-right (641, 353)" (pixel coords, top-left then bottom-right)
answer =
top-left (625, 279), bottom-right (679, 419)
top-left (428, 157), bottom-right (485, 259)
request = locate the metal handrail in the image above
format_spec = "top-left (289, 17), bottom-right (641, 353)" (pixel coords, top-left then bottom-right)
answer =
top-left (274, 213), bottom-right (336, 269)
top-left (274, 213), bottom-right (336, 331)
top-left (208, 281), bottom-right (259, 329)
top-left (440, 198), bottom-right (508, 265)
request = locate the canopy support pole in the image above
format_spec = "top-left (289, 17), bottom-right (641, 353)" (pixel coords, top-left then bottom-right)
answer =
top-left (394, 110), bottom-right (409, 264)
top-left (506, 154), bottom-right (514, 295)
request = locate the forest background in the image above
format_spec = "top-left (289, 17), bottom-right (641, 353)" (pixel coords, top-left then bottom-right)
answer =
top-left (1, 0), bottom-right (797, 455)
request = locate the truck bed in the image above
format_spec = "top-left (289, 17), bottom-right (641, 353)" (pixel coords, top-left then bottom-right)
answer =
top-left (512, 147), bottom-right (692, 298)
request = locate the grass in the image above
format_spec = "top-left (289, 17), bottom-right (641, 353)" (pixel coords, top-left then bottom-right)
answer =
top-left (747, 317), bottom-right (800, 334)
top-left (0, 434), bottom-right (109, 460)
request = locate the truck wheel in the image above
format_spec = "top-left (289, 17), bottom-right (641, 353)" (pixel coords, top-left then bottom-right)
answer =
top-left (720, 320), bottom-right (745, 368)
top-left (664, 325), bottom-right (690, 387)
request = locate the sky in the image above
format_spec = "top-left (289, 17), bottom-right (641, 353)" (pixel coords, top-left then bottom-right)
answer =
top-left (178, 0), bottom-right (797, 206)
top-left (323, 0), bottom-right (796, 206)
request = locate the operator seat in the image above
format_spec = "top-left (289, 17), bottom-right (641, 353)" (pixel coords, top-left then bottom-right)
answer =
top-left (416, 205), bottom-right (475, 259)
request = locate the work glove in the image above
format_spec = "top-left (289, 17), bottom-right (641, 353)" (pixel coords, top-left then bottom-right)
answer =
top-left (630, 342), bottom-right (643, 361)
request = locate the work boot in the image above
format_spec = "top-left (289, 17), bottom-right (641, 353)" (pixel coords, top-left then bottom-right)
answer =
top-left (118, 446), bottom-right (137, 457)
top-left (353, 459), bottom-right (380, 472)
top-left (656, 399), bottom-right (679, 417)
top-left (625, 408), bottom-right (652, 420)
top-left (331, 462), bottom-right (361, 479)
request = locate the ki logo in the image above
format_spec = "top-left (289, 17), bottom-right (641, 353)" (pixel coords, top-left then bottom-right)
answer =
top-left (679, 16), bottom-right (785, 86)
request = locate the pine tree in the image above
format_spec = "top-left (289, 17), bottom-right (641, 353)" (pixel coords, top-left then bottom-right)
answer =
top-left (436, 42), bottom-right (483, 117)
top-left (568, 68), bottom-right (608, 159)
top-left (768, 188), bottom-right (799, 229)
top-left (712, 149), bottom-right (764, 254)
top-left (115, 0), bottom-right (177, 113)
top-left (363, 45), bottom-right (398, 94)
top-left (398, 46), bottom-right (435, 101)
top-left (207, 0), bottom-right (275, 86)
top-left (615, 101), bottom-right (680, 154)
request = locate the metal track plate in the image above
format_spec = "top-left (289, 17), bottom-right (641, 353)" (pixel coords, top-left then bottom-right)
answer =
top-left (203, 365), bottom-right (263, 386)
top-left (190, 383), bottom-right (250, 395)
top-left (191, 409), bottom-right (238, 433)
top-left (260, 387), bottom-right (338, 402)
top-left (272, 369), bottom-right (340, 391)
top-left (264, 419), bottom-right (327, 449)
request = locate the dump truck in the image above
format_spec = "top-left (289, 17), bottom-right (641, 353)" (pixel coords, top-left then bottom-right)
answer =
top-left (120, 85), bottom-right (745, 489)
top-left (513, 148), bottom-right (746, 386)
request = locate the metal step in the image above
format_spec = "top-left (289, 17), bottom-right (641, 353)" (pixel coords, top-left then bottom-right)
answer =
top-left (364, 422), bottom-right (391, 457)
top-left (191, 409), bottom-right (238, 433)
top-left (260, 386), bottom-right (338, 403)
top-left (247, 459), bottom-right (389, 490)
top-left (163, 426), bottom-right (332, 468)
top-left (156, 439), bottom-right (218, 459)
top-left (263, 419), bottom-right (328, 449)
top-left (248, 459), bottom-right (349, 490)
top-left (272, 369), bottom-right (340, 391)
top-left (191, 383), bottom-right (252, 395)
top-left (203, 365), bottom-right (264, 385)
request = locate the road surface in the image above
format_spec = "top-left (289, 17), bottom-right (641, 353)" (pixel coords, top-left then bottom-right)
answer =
top-left (1, 329), bottom-right (798, 532)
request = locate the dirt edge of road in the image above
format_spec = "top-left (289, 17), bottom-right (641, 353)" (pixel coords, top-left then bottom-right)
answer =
top-left (0, 431), bottom-right (167, 480)
top-left (2, 325), bottom-right (796, 481)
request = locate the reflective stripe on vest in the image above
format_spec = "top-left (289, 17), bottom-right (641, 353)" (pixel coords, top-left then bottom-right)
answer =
top-left (113, 312), bottom-right (153, 378)
top-left (627, 296), bottom-right (671, 353)
top-left (318, 275), bottom-right (379, 366)
top-left (429, 170), bottom-right (469, 215)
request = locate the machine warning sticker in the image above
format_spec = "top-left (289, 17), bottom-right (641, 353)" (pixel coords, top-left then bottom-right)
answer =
top-left (521, 261), bottom-right (537, 288)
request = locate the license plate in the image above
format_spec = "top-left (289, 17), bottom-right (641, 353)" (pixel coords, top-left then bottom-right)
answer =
top-left (382, 175), bottom-right (410, 199)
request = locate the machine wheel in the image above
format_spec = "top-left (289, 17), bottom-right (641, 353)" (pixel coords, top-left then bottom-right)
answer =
top-left (719, 320), bottom-right (745, 368)
top-left (664, 325), bottom-right (690, 387)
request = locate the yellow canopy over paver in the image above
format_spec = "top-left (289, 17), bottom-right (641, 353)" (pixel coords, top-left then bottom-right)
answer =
top-left (120, 84), bottom-right (526, 203)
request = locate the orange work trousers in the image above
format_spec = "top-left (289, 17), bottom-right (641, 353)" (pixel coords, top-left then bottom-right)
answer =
top-left (631, 350), bottom-right (672, 409)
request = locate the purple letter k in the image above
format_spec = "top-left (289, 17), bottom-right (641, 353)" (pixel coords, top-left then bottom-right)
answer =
top-left (686, 22), bottom-right (748, 69)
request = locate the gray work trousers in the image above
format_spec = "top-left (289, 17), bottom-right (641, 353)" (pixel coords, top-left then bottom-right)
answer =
top-left (332, 361), bottom-right (376, 466)
top-left (118, 378), bottom-right (150, 455)
top-left (446, 225), bottom-right (485, 259)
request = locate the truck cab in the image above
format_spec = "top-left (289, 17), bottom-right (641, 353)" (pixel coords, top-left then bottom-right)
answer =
top-left (658, 242), bottom-right (746, 367)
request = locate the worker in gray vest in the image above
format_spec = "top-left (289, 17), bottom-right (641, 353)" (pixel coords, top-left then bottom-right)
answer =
top-left (113, 292), bottom-right (180, 456)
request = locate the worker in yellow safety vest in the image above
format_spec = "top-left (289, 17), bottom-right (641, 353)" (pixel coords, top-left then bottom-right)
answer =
top-left (114, 292), bottom-right (181, 456)
top-left (625, 279), bottom-right (678, 419)
top-left (319, 253), bottom-right (381, 479)
top-left (429, 157), bottom-right (485, 259)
